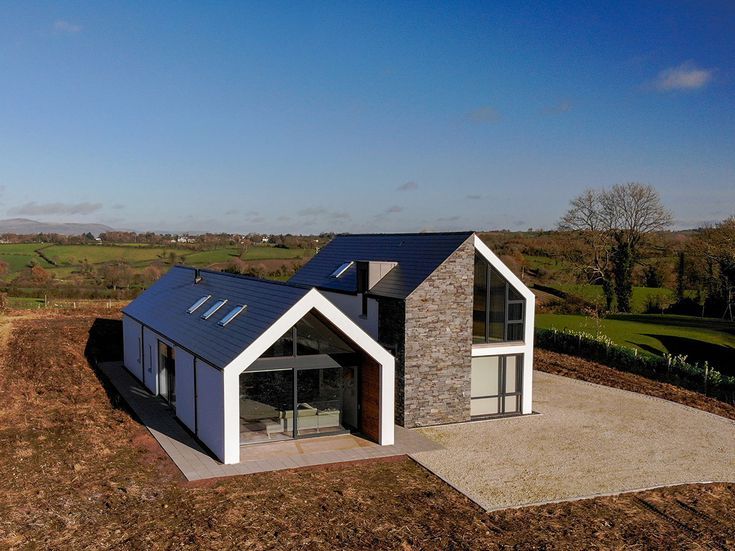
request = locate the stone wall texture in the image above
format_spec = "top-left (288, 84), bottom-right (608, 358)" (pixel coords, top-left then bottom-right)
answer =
top-left (403, 236), bottom-right (474, 427)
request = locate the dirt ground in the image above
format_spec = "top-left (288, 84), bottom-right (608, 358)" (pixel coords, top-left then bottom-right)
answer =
top-left (0, 309), bottom-right (734, 550)
top-left (536, 348), bottom-right (735, 421)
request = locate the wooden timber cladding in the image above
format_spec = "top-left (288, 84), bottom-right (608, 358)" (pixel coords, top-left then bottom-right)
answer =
top-left (360, 357), bottom-right (381, 442)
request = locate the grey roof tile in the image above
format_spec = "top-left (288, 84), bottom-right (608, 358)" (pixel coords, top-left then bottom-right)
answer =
top-left (123, 266), bottom-right (308, 368)
top-left (289, 232), bottom-right (473, 299)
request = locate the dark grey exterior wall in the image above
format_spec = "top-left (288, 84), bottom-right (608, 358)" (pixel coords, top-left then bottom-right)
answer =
top-left (376, 297), bottom-right (407, 425)
top-left (377, 236), bottom-right (475, 427)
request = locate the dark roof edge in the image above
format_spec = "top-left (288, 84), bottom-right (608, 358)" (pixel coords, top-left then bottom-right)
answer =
top-left (170, 265), bottom-right (313, 291)
top-left (403, 233), bottom-right (476, 300)
top-left (333, 230), bottom-right (475, 237)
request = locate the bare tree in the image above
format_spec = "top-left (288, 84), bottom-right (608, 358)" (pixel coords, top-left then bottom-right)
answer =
top-left (559, 183), bottom-right (672, 312)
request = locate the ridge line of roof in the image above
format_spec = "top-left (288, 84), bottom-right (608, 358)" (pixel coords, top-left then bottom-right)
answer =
top-left (333, 230), bottom-right (475, 237)
top-left (171, 265), bottom-right (312, 291)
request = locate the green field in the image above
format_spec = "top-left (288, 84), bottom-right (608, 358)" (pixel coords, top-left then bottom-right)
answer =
top-left (536, 313), bottom-right (735, 375)
top-left (42, 244), bottom-right (175, 266)
top-left (183, 246), bottom-right (313, 266)
top-left (553, 284), bottom-right (676, 313)
top-left (0, 242), bottom-right (314, 285)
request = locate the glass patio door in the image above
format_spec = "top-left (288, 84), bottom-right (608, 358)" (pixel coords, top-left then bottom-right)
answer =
top-left (295, 367), bottom-right (346, 437)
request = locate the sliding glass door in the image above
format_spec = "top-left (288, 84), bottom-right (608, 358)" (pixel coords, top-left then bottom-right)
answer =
top-left (239, 365), bottom-right (358, 445)
top-left (470, 354), bottom-right (522, 417)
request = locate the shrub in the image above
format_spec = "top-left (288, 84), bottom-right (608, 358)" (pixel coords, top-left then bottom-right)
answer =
top-left (536, 327), bottom-right (735, 404)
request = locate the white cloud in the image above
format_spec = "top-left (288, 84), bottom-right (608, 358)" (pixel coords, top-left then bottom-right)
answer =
top-left (9, 201), bottom-right (102, 216)
top-left (53, 20), bottom-right (82, 34)
top-left (651, 62), bottom-right (714, 91)
top-left (543, 100), bottom-right (572, 115)
top-left (396, 181), bottom-right (418, 192)
top-left (466, 106), bottom-right (501, 123)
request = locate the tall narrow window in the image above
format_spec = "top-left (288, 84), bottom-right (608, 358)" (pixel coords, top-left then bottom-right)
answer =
top-left (472, 254), bottom-right (525, 343)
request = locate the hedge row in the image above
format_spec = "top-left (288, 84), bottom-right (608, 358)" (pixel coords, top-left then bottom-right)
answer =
top-left (535, 327), bottom-right (735, 405)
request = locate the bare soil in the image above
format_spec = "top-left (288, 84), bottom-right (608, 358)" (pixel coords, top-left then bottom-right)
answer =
top-left (0, 309), bottom-right (733, 549)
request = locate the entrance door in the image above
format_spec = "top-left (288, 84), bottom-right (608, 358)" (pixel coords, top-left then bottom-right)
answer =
top-left (360, 360), bottom-right (380, 442)
top-left (158, 342), bottom-right (176, 407)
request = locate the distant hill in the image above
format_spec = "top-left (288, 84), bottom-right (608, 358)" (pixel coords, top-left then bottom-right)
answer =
top-left (0, 218), bottom-right (115, 236)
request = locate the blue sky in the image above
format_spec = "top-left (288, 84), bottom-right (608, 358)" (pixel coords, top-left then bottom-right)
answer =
top-left (0, 2), bottom-right (733, 233)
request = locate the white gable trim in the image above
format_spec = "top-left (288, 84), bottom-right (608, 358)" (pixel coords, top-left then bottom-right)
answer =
top-left (221, 288), bottom-right (395, 463)
top-left (473, 234), bottom-right (535, 303)
top-left (473, 234), bottom-right (535, 416)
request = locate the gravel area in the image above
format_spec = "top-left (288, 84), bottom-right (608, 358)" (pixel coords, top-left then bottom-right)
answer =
top-left (410, 371), bottom-right (735, 511)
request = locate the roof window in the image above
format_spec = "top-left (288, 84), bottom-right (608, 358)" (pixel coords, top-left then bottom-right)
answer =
top-left (187, 295), bottom-right (211, 314)
top-left (330, 261), bottom-right (354, 278)
top-left (218, 305), bottom-right (246, 327)
top-left (201, 299), bottom-right (227, 320)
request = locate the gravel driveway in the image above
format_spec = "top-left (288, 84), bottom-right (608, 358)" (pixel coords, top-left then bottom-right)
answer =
top-left (410, 371), bottom-right (735, 511)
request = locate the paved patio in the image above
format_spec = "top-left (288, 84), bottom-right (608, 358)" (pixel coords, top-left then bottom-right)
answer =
top-left (99, 361), bottom-right (441, 481)
top-left (410, 370), bottom-right (735, 511)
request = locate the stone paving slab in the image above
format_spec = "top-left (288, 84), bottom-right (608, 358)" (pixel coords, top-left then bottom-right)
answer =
top-left (99, 361), bottom-right (441, 481)
top-left (410, 370), bottom-right (735, 511)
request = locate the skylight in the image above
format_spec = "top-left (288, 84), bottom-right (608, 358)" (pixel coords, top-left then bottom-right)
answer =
top-left (330, 261), bottom-right (354, 278)
top-left (201, 299), bottom-right (227, 320)
top-left (187, 295), bottom-right (211, 314)
top-left (218, 305), bottom-right (246, 327)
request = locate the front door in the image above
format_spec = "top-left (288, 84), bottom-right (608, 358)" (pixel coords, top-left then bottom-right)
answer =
top-left (158, 342), bottom-right (176, 407)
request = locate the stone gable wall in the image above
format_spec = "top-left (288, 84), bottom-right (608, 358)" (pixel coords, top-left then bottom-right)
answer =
top-left (402, 237), bottom-right (474, 426)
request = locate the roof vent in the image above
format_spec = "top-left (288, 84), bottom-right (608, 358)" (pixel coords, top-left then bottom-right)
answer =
top-left (194, 268), bottom-right (203, 284)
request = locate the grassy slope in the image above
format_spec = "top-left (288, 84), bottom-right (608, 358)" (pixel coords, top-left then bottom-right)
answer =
top-left (536, 312), bottom-right (735, 372)
top-left (554, 284), bottom-right (675, 313)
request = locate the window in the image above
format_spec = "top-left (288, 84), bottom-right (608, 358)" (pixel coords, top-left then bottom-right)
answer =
top-left (187, 295), bottom-right (211, 314)
top-left (470, 354), bottom-right (522, 417)
top-left (201, 299), bottom-right (227, 319)
top-left (473, 254), bottom-right (525, 343)
top-left (261, 311), bottom-right (354, 357)
top-left (330, 261), bottom-right (354, 278)
top-left (218, 305), bottom-right (246, 327)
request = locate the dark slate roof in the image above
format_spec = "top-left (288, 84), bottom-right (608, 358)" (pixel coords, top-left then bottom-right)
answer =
top-left (289, 231), bottom-right (474, 299)
top-left (123, 266), bottom-right (308, 369)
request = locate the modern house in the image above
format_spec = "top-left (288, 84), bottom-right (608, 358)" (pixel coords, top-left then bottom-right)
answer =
top-left (122, 268), bottom-right (395, 464)
top-left (122, 231), bottom-right (535, 464)
top-left (290, 232), bottom-right (535, 427)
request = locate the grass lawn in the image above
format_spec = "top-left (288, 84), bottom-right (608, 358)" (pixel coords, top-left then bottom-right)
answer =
top-left (183, 246), bottom-right (314, 266)
top-left (536, 313), bottom-right (735, 375)
top-left (554, 284), bottom-right (676, 313)
top-left (42, 244), bottom-right (174, 266)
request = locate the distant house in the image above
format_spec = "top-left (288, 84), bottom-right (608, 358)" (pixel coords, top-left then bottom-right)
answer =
top-left (122, 231), bottom-right (534, 464)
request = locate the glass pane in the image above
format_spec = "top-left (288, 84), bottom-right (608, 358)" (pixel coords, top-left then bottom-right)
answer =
top-left (488, 267), bottom-right (506, 341)
top-left (296, 368), bottom-right (344, 437)
top-left (296, 312), bottom-right (354, 355)
top-left (473, 255), bottom-right (487, 343)
top-left (471, 397), bottom-right (499, 416)
top-left (508, 285), bottom-right (524, 301)
top-left (471, 356), bottom-right (500, 397)
top-left (507, 323), bottom-right (524, 341)
top-left (261, 328), bottom-right (294, 357)
top-left (508, 302), bottom-right (523, 322)
top-left (503, 395), bottom-right (519, 413)
top-left (239, 369), bottom-right (294, 444)
top-left (505, 356), bottom-right (517, 393)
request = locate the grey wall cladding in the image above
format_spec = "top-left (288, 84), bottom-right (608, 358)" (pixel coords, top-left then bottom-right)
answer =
top-left (402, 237), bottom-right (474, 427)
